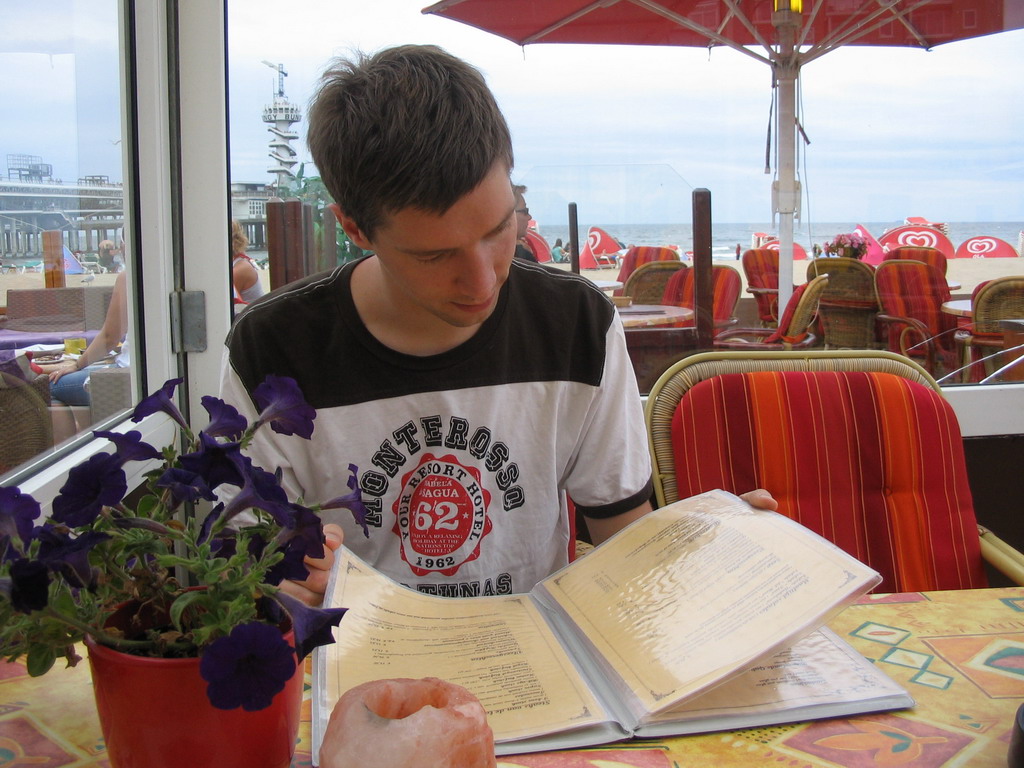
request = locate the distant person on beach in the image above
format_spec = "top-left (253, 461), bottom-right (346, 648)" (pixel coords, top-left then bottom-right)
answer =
top-left (736, 243), bottom-right (741, 260)
top-left (98, 239), bottom-right (120, 272)
top-left (230, 220), bottom-right (265, 305)
top-left (512, 184), bottom-right (537, 262)
top-left (217, 44), bottom-right (776, 605)
top-left (550, 238), bottom-right (566, 263)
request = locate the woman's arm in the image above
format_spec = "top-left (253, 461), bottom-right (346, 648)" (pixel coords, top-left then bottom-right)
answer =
top-left (49, 272), bottom-right (129, 383)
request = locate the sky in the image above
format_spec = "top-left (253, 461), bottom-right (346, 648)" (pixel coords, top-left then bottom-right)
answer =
top-left (1, 1), bottom-right (1022, 230)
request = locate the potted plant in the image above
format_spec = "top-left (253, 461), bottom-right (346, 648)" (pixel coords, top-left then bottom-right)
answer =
top-left (822, 233), bottom-right (869, 260)
top-left (0, 376), bottom-right (366, 768)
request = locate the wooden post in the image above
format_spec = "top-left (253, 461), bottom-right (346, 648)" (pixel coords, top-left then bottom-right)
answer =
top-left (691, 190), bottom-right (713, 351)
top-left (322, 208), bottom-right (338, 269)
top-left (568, 203), bottom-right (580, 275)
top-left (42, 231), bottom-right (66, 288)
top-left (282, 199), bottom-right (305, 285)
top-left (266, 198), bottom-right (287, 290)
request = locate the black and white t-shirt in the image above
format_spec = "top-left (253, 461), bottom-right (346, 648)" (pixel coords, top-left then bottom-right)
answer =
top-left (220, 257), bottom-right (652, 595)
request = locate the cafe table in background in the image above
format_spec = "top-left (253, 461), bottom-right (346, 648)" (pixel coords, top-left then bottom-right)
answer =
top-left (0, 586), bottom-right (1020, 766)
top-left (617, 304), bottom-right (693, 328)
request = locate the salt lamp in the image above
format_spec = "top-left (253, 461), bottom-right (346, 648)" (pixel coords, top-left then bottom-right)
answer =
top-left (319, 677), bottom-right (497, 768)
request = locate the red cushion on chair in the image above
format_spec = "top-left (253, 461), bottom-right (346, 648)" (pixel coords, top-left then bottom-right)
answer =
top-left (669, 370), bottom-right (986, 592)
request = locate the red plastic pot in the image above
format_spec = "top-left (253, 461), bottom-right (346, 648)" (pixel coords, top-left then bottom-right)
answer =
top-left (85, 629), bottom-right (303, 768)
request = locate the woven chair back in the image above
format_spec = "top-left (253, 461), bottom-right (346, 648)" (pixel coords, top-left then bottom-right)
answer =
top-left (773, 274), bottom-right (828, 341)
top-left (621, 261), bottom-right (687, 305)
top-left (741, 248), bottom-right (780, 324)
top-left (805, 258), bottom-right (878, 348)
top-left (884, 245), bottom-right (948, 277)
top-left (972, 276), bottom-right (1024, 335)
top-left (662, 264), bottom-right (742, 327)
top-left (0, 373), bottom-right (53, 474)
top-left (644, 350), bottom-right (987, 593)
top-left (614, 246), bottom-right (679, 292)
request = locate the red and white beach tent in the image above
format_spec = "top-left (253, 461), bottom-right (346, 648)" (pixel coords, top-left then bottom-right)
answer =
top-left (577, 226), bottom-right (622, 270)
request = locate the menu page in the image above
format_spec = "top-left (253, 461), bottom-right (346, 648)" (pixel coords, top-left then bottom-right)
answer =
top-left (317, 551), bottom-right (613, 745)
top-left (536, 491), bottom-right (880, 717)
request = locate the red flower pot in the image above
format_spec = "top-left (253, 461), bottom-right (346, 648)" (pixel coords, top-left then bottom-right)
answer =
top-left (85, 630), bottom-right (303, 768)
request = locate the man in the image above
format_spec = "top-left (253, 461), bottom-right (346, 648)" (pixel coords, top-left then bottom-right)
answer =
top-left (512, 184), bottom-right (537, 262)
top-left (220, 45), bottom-right (774, 604)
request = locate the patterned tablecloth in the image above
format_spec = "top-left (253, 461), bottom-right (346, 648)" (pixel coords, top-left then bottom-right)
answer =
top-left (1, 587), bottom-right (1021, 767)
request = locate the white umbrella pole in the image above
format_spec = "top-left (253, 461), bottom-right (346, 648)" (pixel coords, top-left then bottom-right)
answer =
top-left (773, 8), bottom-right (800, 313)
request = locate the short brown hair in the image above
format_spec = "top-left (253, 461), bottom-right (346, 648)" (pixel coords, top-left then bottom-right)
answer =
top-left (307, 45), bottom-right (513, 240)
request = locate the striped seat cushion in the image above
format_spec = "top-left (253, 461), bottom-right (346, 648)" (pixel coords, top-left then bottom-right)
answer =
top-left (669, 370), bottom-right (986, 592)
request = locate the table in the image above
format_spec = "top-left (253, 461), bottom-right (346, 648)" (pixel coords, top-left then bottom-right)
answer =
top-left (1, 587), bottom-right (1021, 766)
top-left (617, 304), bottom-right (693, 328)
top-left (942, 298), bottom-right (973, 318)
top-left (590, 279), bottom-right (622, 292)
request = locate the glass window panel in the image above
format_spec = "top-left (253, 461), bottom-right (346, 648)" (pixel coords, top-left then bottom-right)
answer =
top-left (226, 2), bottom-right (1023, 406)
top-left (0, 1), bottom-right (136, 478)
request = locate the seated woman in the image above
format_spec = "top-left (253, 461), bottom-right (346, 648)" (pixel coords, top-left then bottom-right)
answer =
top-left (47, 270), bottom-right (129, 407)
top-left (231, 220), bottom-right (265, 304)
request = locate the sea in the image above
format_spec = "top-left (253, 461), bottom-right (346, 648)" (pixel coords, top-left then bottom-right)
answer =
top-left (537, 221), bottom-right (1024, 260)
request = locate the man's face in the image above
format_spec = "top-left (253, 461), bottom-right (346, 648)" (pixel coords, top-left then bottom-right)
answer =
top-left (339, 162), bottom-right (518, 330)
top-left (514, 193), bottom-right (530, 240)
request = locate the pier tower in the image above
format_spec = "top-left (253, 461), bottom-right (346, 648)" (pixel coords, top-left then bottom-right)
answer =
top-left (261, 60), bottom-right (301, 190)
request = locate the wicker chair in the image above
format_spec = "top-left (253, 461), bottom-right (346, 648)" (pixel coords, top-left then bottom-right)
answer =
top-left (89, 366), bottom-right (134, 424)
top-left (644, 350), bottom-right (1024, 591)
top-left (0, 372), bottom-right (53, 474)
top-left (740, 248), bottom-right (780, 326)
top-left (614, 246), bottom-right (680, 295)
top-left (806, 257), bottom-right (878, 349)
top-left (661, 264), bottom-right (742, 334)
top-left (5, 285), bottom-right (114, 331)
top-left (874, 259), bottom-right (958, 377)
top-left (883, 245), bottom-right (948, 278)
top-left (713, 275), bottom-right (827, 350)
top-left (621, 261), bottom-right (687, 305)
top-left (955, 276), bottom-right (1024, 381)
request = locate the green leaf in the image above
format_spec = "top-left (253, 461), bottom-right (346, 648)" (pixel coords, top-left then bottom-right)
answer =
top-left (26, 644), bottom-right (57, 677)
top-left (169, 590), bottom-right (207, 632)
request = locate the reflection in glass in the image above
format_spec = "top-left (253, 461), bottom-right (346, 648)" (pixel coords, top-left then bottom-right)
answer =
top-left (0, 1), bottom-right (129, 477)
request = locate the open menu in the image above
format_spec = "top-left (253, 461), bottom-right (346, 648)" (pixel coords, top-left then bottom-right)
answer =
top-left (312, 490), bottom-right (912, 760)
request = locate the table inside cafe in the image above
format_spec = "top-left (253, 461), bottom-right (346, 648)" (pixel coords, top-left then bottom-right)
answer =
top-left (1, 586), bottom-right (1020, 766)
top-left (617, 304), bottom-right (693, 328)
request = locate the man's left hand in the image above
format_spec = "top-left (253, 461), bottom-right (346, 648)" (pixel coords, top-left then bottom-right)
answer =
top-left (279, 523), bottom-right (344, 606)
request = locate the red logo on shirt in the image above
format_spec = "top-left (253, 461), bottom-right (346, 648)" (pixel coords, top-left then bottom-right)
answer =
top-left (392, 453), bottom-right (492, 576)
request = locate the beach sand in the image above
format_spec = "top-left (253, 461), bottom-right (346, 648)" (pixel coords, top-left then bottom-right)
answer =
top-left (2, 257), bottom-right (1020, 311)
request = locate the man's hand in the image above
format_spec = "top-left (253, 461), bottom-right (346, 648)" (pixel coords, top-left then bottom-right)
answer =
top-left (279, 523), bottom-right (344, 606)
top-left (740, 488), bottom-right (778, 511)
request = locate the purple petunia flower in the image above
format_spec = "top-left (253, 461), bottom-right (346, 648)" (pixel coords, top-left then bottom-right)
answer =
top-left (5, 558), bottom-right (50, 613)
top-left (35, 526), bottom-right (110, 590)
top-left (252, 375), bottom-right (316, 438)
top-left (0, 486), bottom-right (41, 558)
top-left (93, 430), bottom-right (162, 466)
top-left (178, 432), bottom-right (247, 491)
top-left (319, 464), bottom-right (369, 538)
top-left (156, 467), bottom-right (217, 510)
top-left (130, 378), bottom-right (188, 430)
top-left (263, 536), bottom-right (311, 586)
top-left (51, 453), bottom-right (127, 527)
top-left (219, 464), bottom-right (292, 526)
top-left (275, 503), bottom-right (325, 559)
top-left (199, 622), bottom-right (297, 711)
top-left (201, 396), bottom-right (248, 440)
top-left (272, 590), bottom-right (347, 661)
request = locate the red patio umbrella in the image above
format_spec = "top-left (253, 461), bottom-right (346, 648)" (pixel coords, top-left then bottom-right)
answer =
top-left (422, 0), bottom-right (1024, 310)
